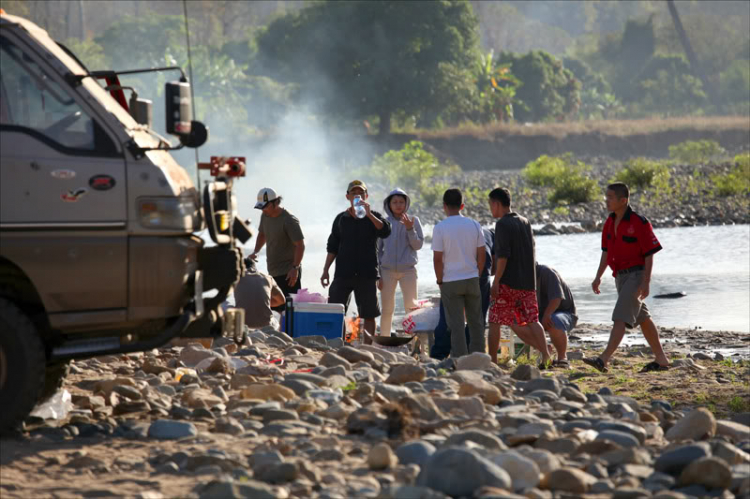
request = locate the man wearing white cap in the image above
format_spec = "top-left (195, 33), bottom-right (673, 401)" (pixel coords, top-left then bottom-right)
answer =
top-left (249, 188), bottom-right (305, 312)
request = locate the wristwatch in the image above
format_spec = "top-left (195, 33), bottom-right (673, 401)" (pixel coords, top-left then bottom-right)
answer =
top-left (293, 264), bottom-right (301, 271)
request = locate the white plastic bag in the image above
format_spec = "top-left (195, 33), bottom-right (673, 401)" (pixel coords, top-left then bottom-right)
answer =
top-left (402, 304), bottom-right (440, 334)
top-left (31, 389), bottom-right (73, 420)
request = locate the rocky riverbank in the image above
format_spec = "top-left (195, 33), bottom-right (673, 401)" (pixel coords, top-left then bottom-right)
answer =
top-left (1, 325), bottom-right (748, 498)
top-left (400, 157), bottom-right (749, 235)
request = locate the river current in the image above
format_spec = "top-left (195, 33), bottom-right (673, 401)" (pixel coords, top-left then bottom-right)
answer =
top-left (248, 224), bottom-right (750, 333)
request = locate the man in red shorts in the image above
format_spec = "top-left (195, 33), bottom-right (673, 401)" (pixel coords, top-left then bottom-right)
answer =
top-left (583, 183), bottom-right (670, 373)
top-left (487, 188), bottom-right (551, 367)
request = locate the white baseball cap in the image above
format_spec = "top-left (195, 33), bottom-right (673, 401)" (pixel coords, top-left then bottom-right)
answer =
top-left (254, 187), bottom-right (279, 209)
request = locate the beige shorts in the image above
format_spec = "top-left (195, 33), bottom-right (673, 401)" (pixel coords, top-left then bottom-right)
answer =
top-left (612, 270), bottom-right (650, 328)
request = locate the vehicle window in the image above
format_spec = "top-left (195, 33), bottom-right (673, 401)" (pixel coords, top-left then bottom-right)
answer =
top-left (0, 36), bottom-right (95, 150)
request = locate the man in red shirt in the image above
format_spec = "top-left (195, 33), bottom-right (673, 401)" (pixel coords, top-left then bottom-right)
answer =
top-left (583, 183), bottom-right (670, 373)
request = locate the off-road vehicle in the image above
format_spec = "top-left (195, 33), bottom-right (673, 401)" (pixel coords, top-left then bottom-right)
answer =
top-left (0, 10), bottom-right (250, 432)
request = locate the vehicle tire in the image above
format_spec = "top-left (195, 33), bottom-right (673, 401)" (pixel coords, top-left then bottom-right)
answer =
top-left (38, 361), bottom-right (70, 404)
top-left (0, 297), bottom-right (46, 434)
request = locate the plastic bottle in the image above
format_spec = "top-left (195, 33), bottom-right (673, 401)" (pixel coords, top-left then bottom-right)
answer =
top-left (353, 195), bottom-right (367, 219)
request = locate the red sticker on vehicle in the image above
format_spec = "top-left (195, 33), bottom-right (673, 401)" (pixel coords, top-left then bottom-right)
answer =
top-left (89, 174), bottom-right (116, 191)
top-left (61, 188), bottom-right (87, 202)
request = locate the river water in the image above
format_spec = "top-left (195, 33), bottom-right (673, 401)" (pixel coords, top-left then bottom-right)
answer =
top-left (249, 224), bottom-right (750, 333)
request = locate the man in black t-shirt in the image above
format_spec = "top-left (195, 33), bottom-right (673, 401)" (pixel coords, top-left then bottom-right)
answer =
top-left (487, 188), bottom-right (550, 367)
top-left (321, 180), bottom-right (391, 344)
top-left (537, 263), bottom-right (578, 367)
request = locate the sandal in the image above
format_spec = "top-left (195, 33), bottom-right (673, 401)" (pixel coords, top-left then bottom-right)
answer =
top-left (552, 359), bottom-right (570, 369)
top-left (582, 357), bottom-right (609, 373)
top-left (639, 361), bottom-right (670, 373)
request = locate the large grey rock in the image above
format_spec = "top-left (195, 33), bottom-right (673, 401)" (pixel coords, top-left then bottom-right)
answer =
top-left (399, 395), bottom-right (445, 421)
top-left (655, 442), bottom-right (712, 475)
top-left (374, 383), bottom-right (413, 402)
top-left (179, 346), bottom-right (223, 367)
top-left (678, 457), bottom-right (732, 490)
top-left (492, 451), bottom-right (541, 491)
top-left (596, 430), bottom-right (641, 449)
top-left (521, 377), bottom-right (561, 395)
top-left (213, 417), bottom-right (245, 436)
top-left (319, 352), bottom-right (353, 370)
top-left (417, 447), bottom-right (512, 497)
top-left (280, 379), bottom-right (318, 397)
top-left (717, 420), bottom-right (750, 443)
top-left (596, 421), bottom-right (648, 444)
top-left (666, 408), bottom-right (717, 442)
top-left (148, 420), bottom-right (197, 440)
top-left (337, 346), bottom-right (375, 364)
top-left (284, 372), bottom-right (329, 386)
top-left (396, 441), bottom-right (436, 468)
top-left (198, 479), bottom-right (277, 499)
top-left (543, 467), bottom-right (597, 494)
top-left (387, 364), bottom-right (426, 384)
top-left (511, 364), bottom-right (540, 381)
top-left (433, 396), bottom-right (485, 418)
top-left (295, 335), bottom-right (328, 347)
top-left (455, 352), bottom-right (493, 371)
top-left (444, 429), bottom-right (507, 451)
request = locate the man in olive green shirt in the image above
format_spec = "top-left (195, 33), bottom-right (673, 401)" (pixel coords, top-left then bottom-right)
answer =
top-left (250, 188), bottom-right (305, 312)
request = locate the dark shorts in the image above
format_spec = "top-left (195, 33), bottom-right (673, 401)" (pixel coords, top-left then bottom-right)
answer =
top-left (271, 268), bottom-right (302, 312)
top-left (329, 277), bottom-right (380, 319)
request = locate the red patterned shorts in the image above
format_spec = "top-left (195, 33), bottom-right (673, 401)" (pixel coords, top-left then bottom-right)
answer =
top-left (488, 284), bottom-right (539, 326)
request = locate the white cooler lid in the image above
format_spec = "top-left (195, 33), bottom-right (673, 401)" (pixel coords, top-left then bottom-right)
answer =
top-left (293, 302), bottom-right (345, 313)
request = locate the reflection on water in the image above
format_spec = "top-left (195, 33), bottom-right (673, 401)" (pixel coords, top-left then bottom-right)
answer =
top-left (253, 224), bottom-right (750, 333)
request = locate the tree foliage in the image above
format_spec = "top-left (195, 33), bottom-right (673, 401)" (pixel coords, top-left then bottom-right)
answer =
top-left (256, 0), bottom-right (480, 134)
top-left (498, 51), bottom-right (580, 122)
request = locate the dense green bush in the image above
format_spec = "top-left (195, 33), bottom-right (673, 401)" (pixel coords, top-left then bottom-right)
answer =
top-left (365, 141), bottom-right (459, 205)
top-left (669, 140), bottom-right (725, 164)
top-left (549, 174), bottom-right (598, 205)
top-left (497, 50), bottom-right (581, 122)
top-left (712, 153), bottom-right (750, 197)
top-left (614, 158), bottom-right (671, 190)
top-left (524, 154), bottom-right (598, 205)
top-left (523, 155), bottom-right (572, 187)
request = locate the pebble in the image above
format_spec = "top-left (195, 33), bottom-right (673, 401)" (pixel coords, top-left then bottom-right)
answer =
top-left (395, 441), bottom-right (436, 468)
top-left (444, 429), bottom-right (507, 451)
top-left (457, 379), bottom-right (503, 404)
top-left (678, 457), bottom-right (732, 490)
top-left (455, 352), bottom-right (493, 371)
top-left (240, 384), bottom-right (296, 402)
top-left (319, 352), bottom-right (353, 370)
top-left (416, 447), bottom-right (512, 497)
top-left (492, 451), bottom-right (541, 491)
top-left (368, 442), bottom-right (398, 470)
top-left (596, 430), bottom-right (642, 448)
top-left (337, 346), bottom-right (374, 364)
top-left (541, 467), bottom-right (597, 494)
top-left (716, 420), bottom-right (750, 443)
top-left (655, 442), bottom-right (712, 475)
top-left (386, 364), bottom-right (426, 384)
top-left (666, 408), bottom-right (717, 441)
top-left (511, 364), bottom-right (540, 380)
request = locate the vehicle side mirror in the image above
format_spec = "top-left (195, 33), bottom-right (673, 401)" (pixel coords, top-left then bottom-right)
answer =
top-left (165, 81), bottom-right (192, 136)
top-left (129, 94), bottom-right (152, 128)
top-left (165, 81), bottom-right (208, 148)
top-left (179, 120), bottom-right (208, 148)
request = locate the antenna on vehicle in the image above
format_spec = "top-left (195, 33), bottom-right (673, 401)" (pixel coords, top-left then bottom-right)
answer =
top-left (182, 0), bottom-right (201, 195)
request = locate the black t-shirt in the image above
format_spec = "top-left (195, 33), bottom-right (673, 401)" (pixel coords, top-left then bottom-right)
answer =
top-left (494, 212), bottom-right (536, 291)
top-left (536, 264), bottom-right (578, 324)
top-left (326, 210), bottom-right (391, 280)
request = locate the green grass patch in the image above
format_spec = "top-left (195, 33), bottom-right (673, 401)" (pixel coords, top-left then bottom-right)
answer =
top-left (614, 157), bottom-right (671, 190)
top-left (729, 396), bottom-right (749, 413)
top-left (523, 153), bottom-right (599, 205)
top-left (669, 139), bottom-right (725, 164)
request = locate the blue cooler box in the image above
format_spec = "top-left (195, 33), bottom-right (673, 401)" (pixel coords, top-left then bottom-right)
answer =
top-left (290, 302), bottom-right (345, 340)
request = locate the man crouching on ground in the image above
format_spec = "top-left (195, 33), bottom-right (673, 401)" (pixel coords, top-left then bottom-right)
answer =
top-left (584, 182), bottom-right (670, 373)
